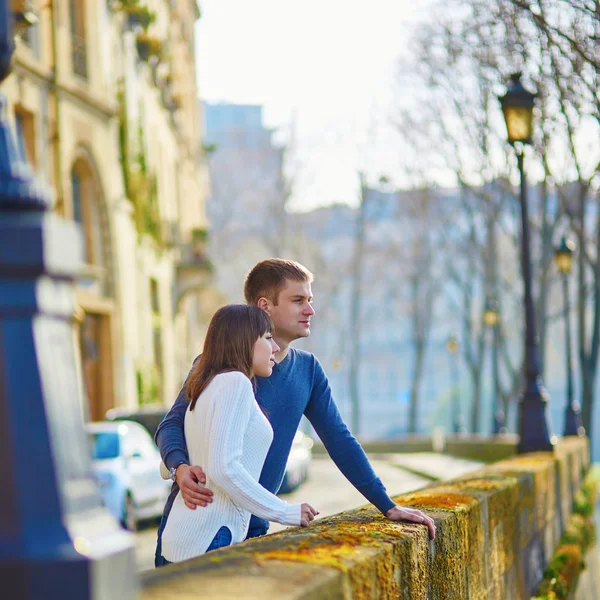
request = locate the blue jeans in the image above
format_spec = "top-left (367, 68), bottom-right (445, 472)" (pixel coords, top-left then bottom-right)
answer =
top-left (155, 484), bottom-right (268, 567)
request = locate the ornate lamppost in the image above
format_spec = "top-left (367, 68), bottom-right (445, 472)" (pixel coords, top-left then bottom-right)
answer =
top-left (446, 336), bottom-right (462, 434)
top-left (499, 73), bottom-right (554, 453)
top-left (0, 4), bottom-right (137, 598)
top-left (483, 298), bottom-right (504, 434)
top-left (554, 236), bottom-right (584, 437)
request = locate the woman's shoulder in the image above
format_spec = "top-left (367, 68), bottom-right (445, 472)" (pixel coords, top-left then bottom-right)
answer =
top-left (214, 370), bottom-right (251, 382)
top-left (211, 371), bottom-right (253, 393)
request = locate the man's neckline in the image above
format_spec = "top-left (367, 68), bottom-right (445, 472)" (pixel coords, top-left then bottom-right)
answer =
top-left (272, 348), bottom-right (292, 372)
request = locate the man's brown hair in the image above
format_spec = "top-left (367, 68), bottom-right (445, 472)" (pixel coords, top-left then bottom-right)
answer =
top-left (244, 259), bottom-right (314, 306)
top-left (186, 304), bottom-right (273, 409)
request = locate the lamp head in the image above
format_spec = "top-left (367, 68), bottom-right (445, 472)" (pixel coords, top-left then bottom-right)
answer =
top-left (483, 298), bottom-right (499, 328)
top-left (499, 73), bottom-right (536, 145)
top-left (554, 236), bottom-right (575, 274)
top-left (446, 336), bottom-right (458, 354)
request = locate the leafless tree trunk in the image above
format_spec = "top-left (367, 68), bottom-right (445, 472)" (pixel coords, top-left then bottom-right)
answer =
top-left (406, 189), bottom-right (438, 434)
top-left (348, 173), bottom-right (368, 436)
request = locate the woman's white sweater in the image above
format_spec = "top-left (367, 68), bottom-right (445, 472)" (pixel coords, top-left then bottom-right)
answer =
top-left (161, 371), bottom-right (302, 562)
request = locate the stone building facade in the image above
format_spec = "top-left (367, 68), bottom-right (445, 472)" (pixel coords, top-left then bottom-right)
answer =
top-left (3, 0), bottom-right (213, 420)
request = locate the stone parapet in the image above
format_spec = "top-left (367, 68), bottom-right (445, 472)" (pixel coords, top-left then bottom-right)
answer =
top-left (142, 437), bottom-right (589, 600)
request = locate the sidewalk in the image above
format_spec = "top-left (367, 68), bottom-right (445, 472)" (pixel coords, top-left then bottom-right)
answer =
top-left (373, 452), bottom-right (485, 481)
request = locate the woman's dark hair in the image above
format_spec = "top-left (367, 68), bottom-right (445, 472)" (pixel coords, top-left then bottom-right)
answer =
top-left (186, 304), bottom-right (273, 410)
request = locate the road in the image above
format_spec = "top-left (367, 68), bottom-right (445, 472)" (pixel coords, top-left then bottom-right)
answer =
top-left (134, 455), bottom-right (431, 572)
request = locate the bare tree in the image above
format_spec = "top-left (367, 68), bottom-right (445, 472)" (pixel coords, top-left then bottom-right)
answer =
top-left (347, 173), bottom-right (368, 436)
top-left (394, 0), bottom-right (598, 437)
top-left (404, 188), bottom-right (440, 434)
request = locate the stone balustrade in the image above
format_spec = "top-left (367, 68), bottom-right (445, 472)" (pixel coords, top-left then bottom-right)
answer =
top-left (141, 437), bottom-right (590, 599)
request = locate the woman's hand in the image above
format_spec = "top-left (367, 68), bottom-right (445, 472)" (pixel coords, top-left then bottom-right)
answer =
top-left (176, 464), bottom-right (214, 509)
top-left (300, 503), bottom-right (319, 527)
top-left (386, 505), bottom-right (436, 540)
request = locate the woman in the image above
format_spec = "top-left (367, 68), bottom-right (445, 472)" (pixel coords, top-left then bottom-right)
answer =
top-left (161, 305), bottom-right (318, 563)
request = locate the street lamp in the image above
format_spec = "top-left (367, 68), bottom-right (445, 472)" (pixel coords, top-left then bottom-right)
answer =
top-left (446, 336), bottom-right (462, 434)
top-left (483, 298), bottom-right (499, 328)
top-left (483, 298), bottom-right (504, 434)
top-left (554, 236), bottom-right (584, 436)
top-left (499, 73), bottom-right (554, 453)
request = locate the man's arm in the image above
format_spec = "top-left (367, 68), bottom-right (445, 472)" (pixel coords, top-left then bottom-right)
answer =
top-left (304, 358), bottom-right (435, 539)
top-left (155, 381), bottom-right (190, 472)
top-left (155, 356), bottom-right (213, 509)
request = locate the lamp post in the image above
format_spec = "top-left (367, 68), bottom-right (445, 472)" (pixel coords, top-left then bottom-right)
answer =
top-left (483, 298), bottom-right (504, 434)
top-left (499, 73), bottom-right (554, 453)
top-left (446, 336), bottom-right (462, 434)
top-left (554, 236), bottom-right (584, 436)
top-left (0, 5), bottom-right (137, 598)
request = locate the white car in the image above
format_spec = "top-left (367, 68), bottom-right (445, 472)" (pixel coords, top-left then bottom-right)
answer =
top-left (86, 421), bottom-right (171, 530)
top-left (279, 431), bottom-right (313, 494)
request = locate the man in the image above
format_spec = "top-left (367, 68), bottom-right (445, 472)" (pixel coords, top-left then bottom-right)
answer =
top-left (155, 259), bottom-right (435, 566)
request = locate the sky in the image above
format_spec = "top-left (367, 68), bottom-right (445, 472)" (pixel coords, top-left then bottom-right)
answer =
top-left (194, 0), bottom-right (434, 212)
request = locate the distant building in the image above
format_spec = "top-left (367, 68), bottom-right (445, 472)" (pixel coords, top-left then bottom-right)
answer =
top-left (203, 102), bottom-right (287, 300)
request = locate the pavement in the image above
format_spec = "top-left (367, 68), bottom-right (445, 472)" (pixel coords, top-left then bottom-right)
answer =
top-left (267, 454), bottom-right (434, 534)
top-left (135, 452), bottom-right (483, 572)
top-left (379, 452), bottom-right (485, 481)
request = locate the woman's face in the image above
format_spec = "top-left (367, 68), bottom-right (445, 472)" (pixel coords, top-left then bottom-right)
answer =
top-left (252, 332), bottom-right (279, 377)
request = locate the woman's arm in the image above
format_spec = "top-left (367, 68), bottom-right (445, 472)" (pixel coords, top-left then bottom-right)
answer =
top-left (200, 373), bottom-right (302, 527)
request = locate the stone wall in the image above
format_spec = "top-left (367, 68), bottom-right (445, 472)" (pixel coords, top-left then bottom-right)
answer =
top-left (142, 437), bottom-right (589, 599)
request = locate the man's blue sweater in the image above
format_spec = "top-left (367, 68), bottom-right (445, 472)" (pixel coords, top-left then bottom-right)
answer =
top-left (155, 348), bottom-right (396, 534)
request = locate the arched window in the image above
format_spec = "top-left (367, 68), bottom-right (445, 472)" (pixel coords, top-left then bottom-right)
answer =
top-left (70, 153), bottom-right (115, 422)
top-left (70, 0), bottom-right (87, 79)
top-left (71, 159), bottom-right (111, 298)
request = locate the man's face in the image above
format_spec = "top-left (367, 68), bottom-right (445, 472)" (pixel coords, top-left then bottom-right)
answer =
top-left (266, 280), bottom-right (315, 344)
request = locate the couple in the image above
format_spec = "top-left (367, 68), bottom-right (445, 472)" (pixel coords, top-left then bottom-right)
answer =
top-left (155, 259), bottom-right (436, 565)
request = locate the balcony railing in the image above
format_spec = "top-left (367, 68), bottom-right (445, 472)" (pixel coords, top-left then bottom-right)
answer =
top-left (71, 34), bottom-right (87, 80)
top-left (174, 235), bottom-right (213, 313)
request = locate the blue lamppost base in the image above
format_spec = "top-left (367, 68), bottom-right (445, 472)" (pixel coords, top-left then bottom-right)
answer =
top-left (517, 380), bottom-right (555, 453)
top-left (564, 402), bottom-right (584, 437)
top-left (0, 74), bottom-right (137, 597)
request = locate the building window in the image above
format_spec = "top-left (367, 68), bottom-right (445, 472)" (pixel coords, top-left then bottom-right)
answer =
top-left (71, 170), bottom-right (87, 263)
top-left (71, 161), bottom-right (109, 296)
top-left (150, 278), bottom-right (160, 314)
top-left (70, 0), bottom-right (87, 79)
top-left (14, 107), bottom-right (36, 168)
top-left (72, 170), bottom-right (84, 226)
top-left (150, 278), bottom-right (164, 400)
top-left (21, 21), bottom-right (40, 57)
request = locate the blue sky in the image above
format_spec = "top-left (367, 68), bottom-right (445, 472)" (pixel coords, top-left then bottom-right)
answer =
top-left (194, 0), bottom-right (434, 211)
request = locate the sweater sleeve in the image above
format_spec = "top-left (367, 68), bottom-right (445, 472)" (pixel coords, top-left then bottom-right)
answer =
top-left (155, 356), bottom-right (199, 472)
top-left (304, 357), bottom-right (396, 515)
top-left (202, 373), bottom-right (302, 527)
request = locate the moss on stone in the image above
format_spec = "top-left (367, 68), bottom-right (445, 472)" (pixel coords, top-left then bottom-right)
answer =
top-left (394, 490), bottom-right (478, 511)
top-left (531, 471), bottom-right (597, 600)
top-left (253, 514), bottom-right (430, 598)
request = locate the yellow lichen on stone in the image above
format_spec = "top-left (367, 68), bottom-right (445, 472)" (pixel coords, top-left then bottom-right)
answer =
top-left (451, 478), bottom-right (511, 492)
top-left (256, 543), bottom-right (357, 571)
top-left (253, 515), bottom-right (429, 599)
top-left (394, 490), bottom-right (478, 512)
